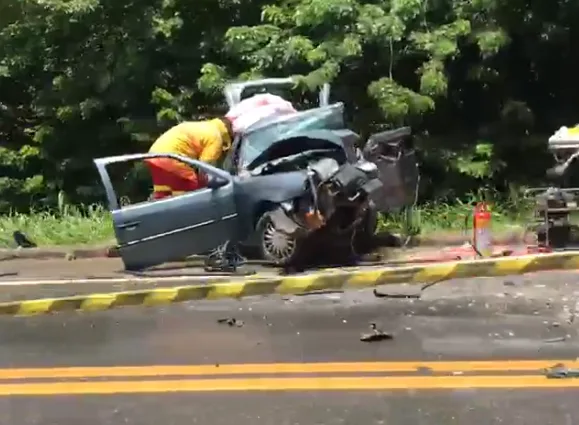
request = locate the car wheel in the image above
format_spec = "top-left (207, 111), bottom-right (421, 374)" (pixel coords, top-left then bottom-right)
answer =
top-left (256, 212), bottom-right (304, 266)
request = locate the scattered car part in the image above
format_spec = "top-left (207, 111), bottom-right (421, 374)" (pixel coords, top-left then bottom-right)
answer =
top-left (294, 289), bottom-right (344, 296)
top-left (545, 363), bottom-right (579, 378)
top-left (360, 323), bottom-right (394, 342)
top-left (362, 126), bottom-right (418, 212)
top-left (204, 241), bottom-right (247, 273)
top-left (217, 317), bottom-right (244, 327)
top-left (373, 288), bottom-right (421, 299)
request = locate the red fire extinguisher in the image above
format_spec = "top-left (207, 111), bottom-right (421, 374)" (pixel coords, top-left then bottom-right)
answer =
top-left (472, 202), bottom-right (492, 257)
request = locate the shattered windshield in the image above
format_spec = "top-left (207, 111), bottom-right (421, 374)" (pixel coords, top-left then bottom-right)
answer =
top-left (238, 103), bottom-right (346, 168)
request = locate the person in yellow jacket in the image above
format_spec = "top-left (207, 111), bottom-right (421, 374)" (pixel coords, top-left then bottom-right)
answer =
top-left (146, 117), bottom-right (233, 199)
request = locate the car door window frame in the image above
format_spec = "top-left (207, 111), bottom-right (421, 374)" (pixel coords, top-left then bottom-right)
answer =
top-left (94, 153), bottom-right (233, 211)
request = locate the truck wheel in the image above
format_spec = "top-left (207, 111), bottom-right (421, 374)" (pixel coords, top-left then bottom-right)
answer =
top-left (256, 212), bottom-right (304, 266)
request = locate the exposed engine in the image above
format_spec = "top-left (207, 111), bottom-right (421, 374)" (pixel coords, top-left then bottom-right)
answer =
top-left (290, 157), bottom-right (382, 234)
top-left (240, 131), bottom-right (385, 243)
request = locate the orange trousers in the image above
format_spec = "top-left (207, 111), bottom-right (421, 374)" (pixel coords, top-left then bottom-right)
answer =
top-left (145, 157), bottom-right (207, 199)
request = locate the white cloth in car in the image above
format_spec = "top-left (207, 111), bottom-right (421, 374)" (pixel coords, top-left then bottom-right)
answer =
top-left (226, 94), bottom-right (297, 133)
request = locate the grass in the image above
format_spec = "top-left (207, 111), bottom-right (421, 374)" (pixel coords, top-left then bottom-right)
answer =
top-left (0, 199), bottom-right (534, 249)
top-left (0, 205), bottom-right (114, 248)
top-left (379, 199), bottom-right (532, 236)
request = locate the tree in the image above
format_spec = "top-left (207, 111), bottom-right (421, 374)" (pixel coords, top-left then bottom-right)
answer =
top-left (0, 0), bottom-right (578, 212)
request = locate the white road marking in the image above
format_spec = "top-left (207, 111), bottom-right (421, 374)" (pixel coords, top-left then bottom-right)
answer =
top-left (0, 274), bottom-right (270, 286)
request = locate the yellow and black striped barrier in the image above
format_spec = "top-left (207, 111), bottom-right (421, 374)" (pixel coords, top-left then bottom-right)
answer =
top-left (2, 251), bottom-right (579, 316)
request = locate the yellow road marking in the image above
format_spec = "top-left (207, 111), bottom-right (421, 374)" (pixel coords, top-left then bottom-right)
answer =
top-left (0, 360), bottom-right (573, 379)
top-left (1, 375), bottom-right (579, 395)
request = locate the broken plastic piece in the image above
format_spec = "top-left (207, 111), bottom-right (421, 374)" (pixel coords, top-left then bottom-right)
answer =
top-left (545, 364), bottom-right (579, 378)
top-left (373, 288), bottom-right (421, 299)
top-left (217, 317), bottom-right (244, 327)
top-left (360, 323), bottom-right (394, 342)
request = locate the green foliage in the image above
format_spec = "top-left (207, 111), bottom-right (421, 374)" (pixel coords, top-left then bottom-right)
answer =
top-left (0, 0), bottom-right (577, 216)
top-left (0, 200), bottom-right (530, 247)
top-left (0, 205), bottom-right (113, 247)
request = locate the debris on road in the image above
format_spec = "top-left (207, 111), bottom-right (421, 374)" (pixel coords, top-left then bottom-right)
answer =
top-left (295, 289), bottom-right (344, 296)
top-left (217, 317), bottom-right (244, 327)
top-left (373, 288), bottom-right (420, 299)
top-left (360, 322), bottom-right (394, 342)
top-left (545, 363), bottom-right (579, 378)
top-left (415, 366), bottom-right (434, 375)
top-left (204, 242), bottom-right (247, 273)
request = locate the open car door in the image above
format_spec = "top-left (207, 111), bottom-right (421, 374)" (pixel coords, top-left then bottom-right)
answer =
top-left (362, 127), bottom-right (419, 212)
top-left (94, 153), bottom-right (239, 271)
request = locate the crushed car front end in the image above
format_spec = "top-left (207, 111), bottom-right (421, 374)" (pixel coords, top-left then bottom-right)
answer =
top-left (235, 150), bottom-right (384, 266)
top-left (228, 102), bottom-right (414, 265)
top-left (268, 155), bottom-right (382, 238)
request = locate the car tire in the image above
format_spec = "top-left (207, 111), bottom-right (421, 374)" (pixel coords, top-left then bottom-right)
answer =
top-left (256, 212), bottom-right (305, 266)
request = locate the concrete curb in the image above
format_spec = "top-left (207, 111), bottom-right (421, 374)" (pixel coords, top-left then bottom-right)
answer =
top-left (408, 231), bottom-right (530, 247)
top-left (0, 245), bottom-right (119, 261)
top-left (0, 250), bottom-right (575, 316)
top-left (0, 231), bottom-right (530, 262)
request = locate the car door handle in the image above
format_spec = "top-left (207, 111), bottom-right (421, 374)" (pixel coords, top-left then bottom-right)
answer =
top-left (118, 221), bottom-right (140, 229)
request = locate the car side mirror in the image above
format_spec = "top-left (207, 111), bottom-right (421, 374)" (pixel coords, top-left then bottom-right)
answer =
top-left (206, 175), bottom-right (229, 189)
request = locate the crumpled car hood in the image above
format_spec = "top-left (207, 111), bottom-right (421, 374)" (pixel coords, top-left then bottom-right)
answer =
top-left (240, 103), bottom-right (347, 169)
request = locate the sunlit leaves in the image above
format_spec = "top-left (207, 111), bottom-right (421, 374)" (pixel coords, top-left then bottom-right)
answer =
top-left (474, 29), bottom-right (510, 57)
top-left (261, 5), bottom-right (292, 26)
top-left (33, 0), bottom-right (100, 14)
top-left (454, 142), bottom-right (501, 179)
top-left (356, 5), bottom-right (403, 42)
top-left (368, 78), bottom-right (434, 122)
top-left (410, 20), bottom-right (471, 58)
top-left (225, 25), bottom-right (281, 55)
top-left (0, 0), bottom-right (567, 211)
top-left (390, 0), bottom-right (422, 21)
top-left (419, 59), bottom-right (447, 97)
top-left (197, 63), bottom-right (227, 94)
top-left (293, 0), bottom-right (358, 28)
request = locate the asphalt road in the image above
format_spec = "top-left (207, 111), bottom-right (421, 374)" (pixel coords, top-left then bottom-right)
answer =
top-left (1, 269), bottom-right (579, 424)
top-left (0, 245), bottom-right (443, 282)
top-left (0, 258), bottom-right (265, 280)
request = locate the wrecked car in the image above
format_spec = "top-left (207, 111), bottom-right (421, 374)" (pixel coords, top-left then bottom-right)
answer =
top-left (94, 78), bottom-right (419, 270)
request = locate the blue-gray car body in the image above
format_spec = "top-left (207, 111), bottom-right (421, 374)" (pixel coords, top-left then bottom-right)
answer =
top-left (94, 102), bottom-right (417, 270)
